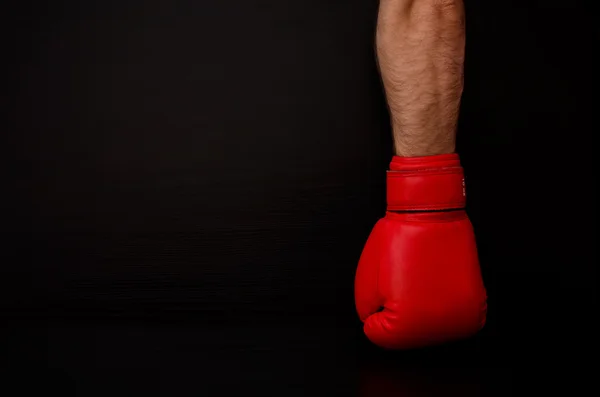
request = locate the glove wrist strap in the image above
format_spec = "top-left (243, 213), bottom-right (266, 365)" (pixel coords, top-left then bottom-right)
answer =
top-left (386, 154), bottom-right (466, 212)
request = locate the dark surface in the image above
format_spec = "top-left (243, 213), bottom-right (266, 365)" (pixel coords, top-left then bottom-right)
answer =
top-left (2, 0), bottom-right (595, 395)
top-left (2, 317), bottom-right (594, 396)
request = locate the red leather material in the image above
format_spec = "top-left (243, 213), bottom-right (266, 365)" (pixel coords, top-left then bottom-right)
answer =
top-left (355, 154), bottom-right (487, 349)
top-left (387, 154), bottom-right (466, 211)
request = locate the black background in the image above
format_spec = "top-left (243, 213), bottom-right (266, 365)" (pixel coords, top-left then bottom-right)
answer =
top-left (2, 0), bottom-right (595, 395)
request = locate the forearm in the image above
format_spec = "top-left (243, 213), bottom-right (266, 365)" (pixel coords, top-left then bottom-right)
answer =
top-left (377, 0), bottom-right (465, 157)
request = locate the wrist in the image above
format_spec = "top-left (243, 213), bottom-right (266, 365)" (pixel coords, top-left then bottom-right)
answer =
top-left (393, 137), bottom-right (456, 157)
top-left (391, 124), bottom-right (457, 157)
top-left (394, 144), bottom-right (456, 157)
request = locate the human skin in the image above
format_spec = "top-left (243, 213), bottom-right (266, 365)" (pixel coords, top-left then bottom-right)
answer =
top-left (376, 0), bottom-right (466, 157)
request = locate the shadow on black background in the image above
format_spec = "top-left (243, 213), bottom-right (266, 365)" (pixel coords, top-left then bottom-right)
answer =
top-left (3, 317), bottom-right (592, 396)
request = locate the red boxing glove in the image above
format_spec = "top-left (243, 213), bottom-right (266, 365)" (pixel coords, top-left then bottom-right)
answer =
top-left (355, 154), bottom-right (487, 349)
